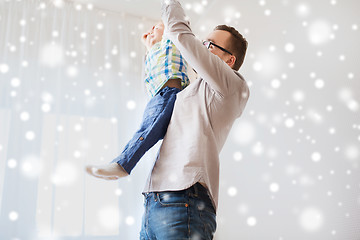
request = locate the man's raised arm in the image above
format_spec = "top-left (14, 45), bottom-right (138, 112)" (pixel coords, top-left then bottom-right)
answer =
top-left (161, 0), bottom-right (246, 97)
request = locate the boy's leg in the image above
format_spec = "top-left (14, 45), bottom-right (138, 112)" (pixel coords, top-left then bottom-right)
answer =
top-left (114, 87), bottom-right (180, 172)
top-left (86, 87), bottom-right (180, 179)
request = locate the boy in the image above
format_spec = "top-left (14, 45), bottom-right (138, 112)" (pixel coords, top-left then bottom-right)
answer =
top-left (86, 21), bottom-right (189, 179)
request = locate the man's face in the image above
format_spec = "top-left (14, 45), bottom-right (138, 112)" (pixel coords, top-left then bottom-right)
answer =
top-left (204, 30), bottom-right (235, 68)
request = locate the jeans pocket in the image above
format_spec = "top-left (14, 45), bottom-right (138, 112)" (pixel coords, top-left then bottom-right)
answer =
top-left (156, 192), bottom-right (188, 207)
top-left (199, 208), bottom-right (217, 239)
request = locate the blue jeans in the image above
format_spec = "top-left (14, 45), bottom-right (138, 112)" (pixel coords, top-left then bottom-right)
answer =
top-left (112, 86), bottom-right (180, 174)
top-left (140, 183), bottom-right (217, 240)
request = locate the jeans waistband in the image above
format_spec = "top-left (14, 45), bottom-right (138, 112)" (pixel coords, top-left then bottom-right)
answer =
top-left (156, 85), bottom-right (181, 96)
top-left (143, 182), bottom-right (209, 198)
top-left (185, 182), bottom-right (208, 196)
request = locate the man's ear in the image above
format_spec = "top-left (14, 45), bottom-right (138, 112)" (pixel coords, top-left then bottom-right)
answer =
top-left (226, 55), bottom-right (236, 68)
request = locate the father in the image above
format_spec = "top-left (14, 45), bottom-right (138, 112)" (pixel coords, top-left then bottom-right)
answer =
top-left (91, 0), bottom-right (249, 239)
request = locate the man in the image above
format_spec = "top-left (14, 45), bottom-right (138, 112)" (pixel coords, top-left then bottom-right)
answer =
top-left (87, 0), bottom-right (249, 239)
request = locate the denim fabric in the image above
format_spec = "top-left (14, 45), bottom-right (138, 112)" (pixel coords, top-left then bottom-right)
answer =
top-left (112, 86), bottom-right (180, 174)
top-left (140, 183), bottom-right (217, 240)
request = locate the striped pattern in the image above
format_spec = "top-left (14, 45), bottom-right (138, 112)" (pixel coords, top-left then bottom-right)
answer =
top-left (144, 38), bottom-right (189, 97)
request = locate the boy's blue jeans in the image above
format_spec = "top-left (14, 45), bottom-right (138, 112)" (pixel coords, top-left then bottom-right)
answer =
top-left (112, 86), bottom-right (181, 174)
top-left (140, 182), bottom-right (217, 240)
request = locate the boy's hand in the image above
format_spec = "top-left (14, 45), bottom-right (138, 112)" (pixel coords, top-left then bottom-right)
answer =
top-left (142, 32), bottom-right (149, 44)
top-left (141, 31), bottom-right (152, 50)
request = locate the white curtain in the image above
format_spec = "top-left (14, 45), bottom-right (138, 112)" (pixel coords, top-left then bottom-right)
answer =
top-left (0, 0), bottom-right (157, 239)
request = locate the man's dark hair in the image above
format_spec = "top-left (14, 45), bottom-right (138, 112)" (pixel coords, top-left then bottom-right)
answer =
top-left (214, 25), bottom-right (248, 71)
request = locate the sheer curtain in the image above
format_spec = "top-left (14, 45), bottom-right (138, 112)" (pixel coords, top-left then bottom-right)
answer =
top-left (0, 0), bottom-right (157, 239)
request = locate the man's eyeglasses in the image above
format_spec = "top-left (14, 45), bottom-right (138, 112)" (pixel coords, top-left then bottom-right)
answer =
top-left (202, 40), bottom-right (233, 55)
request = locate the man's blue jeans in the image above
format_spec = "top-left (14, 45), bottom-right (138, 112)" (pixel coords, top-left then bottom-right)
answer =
top-left (112, 86), bottom-right (180, 174)
top-left (140, 183), bottom-right (217, 240)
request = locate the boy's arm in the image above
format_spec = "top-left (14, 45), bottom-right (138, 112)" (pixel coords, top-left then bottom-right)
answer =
top-left (161, 0), bottom-right (245, 96)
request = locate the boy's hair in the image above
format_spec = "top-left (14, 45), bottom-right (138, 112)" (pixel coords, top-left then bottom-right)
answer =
top-left (214, 25), bottom-right (248, 71)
